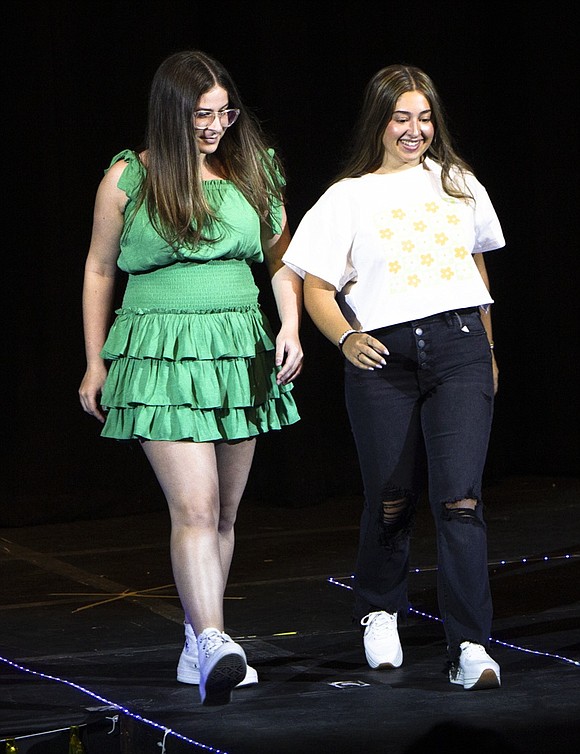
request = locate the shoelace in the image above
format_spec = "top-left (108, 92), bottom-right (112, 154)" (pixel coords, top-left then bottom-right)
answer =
top-left (198, 629), bottom-right (226, 658)
top-left (362, 611), bottom-right (397, 634)
top-left (460, 642), bottom-right (487, 660)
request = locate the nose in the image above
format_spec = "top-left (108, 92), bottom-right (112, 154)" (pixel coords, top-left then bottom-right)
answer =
top-left (407, 118), bottom-right (421, 136)
top-left (207, 113), bottom-right (224, 130)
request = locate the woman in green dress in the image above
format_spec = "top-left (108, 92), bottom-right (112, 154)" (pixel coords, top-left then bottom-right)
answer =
top-left (78, 50), bottom-right (303, 705)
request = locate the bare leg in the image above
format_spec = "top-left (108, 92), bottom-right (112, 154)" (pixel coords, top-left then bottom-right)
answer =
top-left (142, 438), bottom-right (256, 634)
top-left (215, 439), bottom-right (256, 586)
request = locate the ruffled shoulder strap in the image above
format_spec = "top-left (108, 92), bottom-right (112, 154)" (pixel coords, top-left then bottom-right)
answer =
top-left (105, 149), bottom-right (145, 200)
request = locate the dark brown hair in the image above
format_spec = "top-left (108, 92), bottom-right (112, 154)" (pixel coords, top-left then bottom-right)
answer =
top-left (334, 64), bottom-right (473, 200)
top-left (136, 50), bottom-right (284, 248)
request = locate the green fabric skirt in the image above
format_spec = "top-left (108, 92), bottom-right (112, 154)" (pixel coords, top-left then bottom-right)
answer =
top-left (100, 259), bottom-right (300, 441)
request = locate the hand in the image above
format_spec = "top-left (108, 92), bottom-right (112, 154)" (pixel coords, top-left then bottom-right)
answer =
top-left (274, 327), bottom-right (304, 385)
top-left (78, 363), bottom-right (108, 423)
top-left (342, 332), bottom-right (389, 370)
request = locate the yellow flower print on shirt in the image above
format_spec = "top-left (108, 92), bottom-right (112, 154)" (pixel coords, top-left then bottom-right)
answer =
top-left (373, 196), bottom-right (473, 295)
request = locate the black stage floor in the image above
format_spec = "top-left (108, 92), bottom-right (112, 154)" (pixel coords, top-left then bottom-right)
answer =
top-left (1, 475), bottom-right (579, 753)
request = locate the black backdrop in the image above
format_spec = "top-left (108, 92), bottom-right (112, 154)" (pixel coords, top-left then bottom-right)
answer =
top-left (5, 1), bottom-right (579, 526)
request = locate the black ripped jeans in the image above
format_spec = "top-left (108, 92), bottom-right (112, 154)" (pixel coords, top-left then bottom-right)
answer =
top-left (345, 308), bottom-right (494, 660)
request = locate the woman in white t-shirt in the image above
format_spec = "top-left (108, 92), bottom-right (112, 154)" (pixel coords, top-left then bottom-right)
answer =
top-left (283, 64), bottom-right (504, 690)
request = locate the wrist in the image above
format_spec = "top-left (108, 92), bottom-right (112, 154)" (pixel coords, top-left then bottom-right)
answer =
top-left (337, 328), bottom-right (359, 352)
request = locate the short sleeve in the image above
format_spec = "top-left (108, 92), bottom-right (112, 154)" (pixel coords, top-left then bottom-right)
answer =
top-left (283, 182), bottom-right (357, 291)
top-left (464, 174), bottom-right (506, 253)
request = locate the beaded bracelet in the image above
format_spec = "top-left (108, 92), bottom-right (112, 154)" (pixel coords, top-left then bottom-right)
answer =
top-left (337, 329), bottom-right (360, 352)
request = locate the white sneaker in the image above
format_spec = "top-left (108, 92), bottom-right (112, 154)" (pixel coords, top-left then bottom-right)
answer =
top-left (177, 623), bottom-right (258, 686)
top-left (449, 641), bottom-right (501, 690)
top-left (197, 627), bottom-right (247, 705)
top-left (361, 611), bottom-right (403, 669)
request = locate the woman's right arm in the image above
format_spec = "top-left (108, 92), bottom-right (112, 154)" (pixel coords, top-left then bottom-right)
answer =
top-left (78, 162), bottom-right (127, 422)
top-left (304, 273), bottom-right (388, 370)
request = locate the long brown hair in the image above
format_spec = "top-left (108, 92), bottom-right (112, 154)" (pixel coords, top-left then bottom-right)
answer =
top-left (136, 50), bottom-right (284, 248)
top-left (333, 64), bottom-right (473, 200)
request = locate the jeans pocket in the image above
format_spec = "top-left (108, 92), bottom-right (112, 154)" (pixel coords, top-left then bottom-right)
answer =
top-left (454, 309), bottom-right (485, 335)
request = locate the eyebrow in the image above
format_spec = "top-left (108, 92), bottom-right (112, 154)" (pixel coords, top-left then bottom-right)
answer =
top-left (393, 109), bottom-right (432, 116)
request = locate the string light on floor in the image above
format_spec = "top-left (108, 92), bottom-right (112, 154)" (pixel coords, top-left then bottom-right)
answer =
top-left (0, 655), bottom-right (231, 753)
top-left (2, 549), bottom-right (577, 750)
top-left (327, 547), bottom-right (580, 669)
top-left (491, 553), bottom-right (576, 568)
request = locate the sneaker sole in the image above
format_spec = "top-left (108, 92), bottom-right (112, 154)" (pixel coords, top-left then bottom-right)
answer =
top-left (469, 668), bottom-right (501, 690)
top-left (450, 668), bottom-right (501, 690)
top-left (201, 654), bottom-right (246, 706)
top-left (365, 648), bottom-right (403, 669)
top-left (372, 659), bottom-right (403, 669)
top-left (177, 665), bottom-right (258, 687)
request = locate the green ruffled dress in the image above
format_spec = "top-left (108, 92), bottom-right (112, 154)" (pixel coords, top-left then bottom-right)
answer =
top-left (99, 150), bottom-right (300, 442)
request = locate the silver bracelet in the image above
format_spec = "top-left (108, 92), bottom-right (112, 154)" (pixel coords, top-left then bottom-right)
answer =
top-left (337, 329), bottom-right (360, 352)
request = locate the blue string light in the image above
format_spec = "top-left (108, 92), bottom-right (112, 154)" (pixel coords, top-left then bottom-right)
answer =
top-left (490, 553), bottom-right (576, 569)
top-left (1, 549), bottom-right (577, 749)
top-left (0, 655), bottom-right (231, 753)
top-left (327, 550), bottom-right (580, 668)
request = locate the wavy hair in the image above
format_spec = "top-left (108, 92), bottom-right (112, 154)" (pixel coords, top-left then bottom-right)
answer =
top-left (333, 64), bottom-right (473, 200)
top-left (136, 50), bottom-right (284, 248)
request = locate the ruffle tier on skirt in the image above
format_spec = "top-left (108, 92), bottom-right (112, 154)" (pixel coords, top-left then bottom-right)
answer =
top-left (99, 259), bottom-right (300, 442)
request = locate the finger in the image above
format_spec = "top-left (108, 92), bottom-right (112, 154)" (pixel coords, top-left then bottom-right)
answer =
top-left (276, 359), bottom-right (303, 384)
top-left (91, 401), bottom-right (106, 422)
top-left (353, 351), bottom-right (379, 370)
top-left (368, 336), bottom-right (389, 356)
top-left (358, 348), bottom-right (386, 367)
top-left (81, 398), bottom-right (106, 423)
top-left (347, 335), bottom-right (388, 365)
top-left (275, 343), bottom-right (285, 367)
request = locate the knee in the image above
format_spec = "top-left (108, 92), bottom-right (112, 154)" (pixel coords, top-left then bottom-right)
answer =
top-left (379, 489), bottom-right (415, 547)
top-left (218, 509), bottom-right (237, 535)
top-left (442, 497), bottom-right (484, 526)
top-left (170, 499), bottom-right (218, 531)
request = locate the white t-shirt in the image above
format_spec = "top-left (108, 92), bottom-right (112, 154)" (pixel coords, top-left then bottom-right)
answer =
top-left (283, 159), bottom-right (505, 330)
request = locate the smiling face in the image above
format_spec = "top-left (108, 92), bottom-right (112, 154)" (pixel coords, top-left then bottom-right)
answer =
top-left (194, 85), bottom-right (231, 158)
top-left (376, 90), bottom-right (434, 173)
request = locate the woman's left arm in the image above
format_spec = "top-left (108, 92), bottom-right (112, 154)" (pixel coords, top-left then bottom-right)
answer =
top-left (474, 252), bottom-right (499, 394)
top-left (262, 206), bottom-right (304, 385)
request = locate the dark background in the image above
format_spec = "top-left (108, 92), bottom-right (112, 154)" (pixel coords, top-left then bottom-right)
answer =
top-left (5, 1), bottom-right (578, 526)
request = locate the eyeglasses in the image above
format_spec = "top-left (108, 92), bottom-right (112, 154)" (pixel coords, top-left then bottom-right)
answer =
top-left (193, 108), bottom-right (240, 129)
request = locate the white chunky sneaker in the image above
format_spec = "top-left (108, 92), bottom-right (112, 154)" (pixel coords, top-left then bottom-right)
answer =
top-left (197, 627), bottom-right (247, 705)
top-left (360, 611), bottom-right (403, 669)
top-left (177, 623), bottom-right (258, 686)
top-left (449, 641), bottom-right (501, 690)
